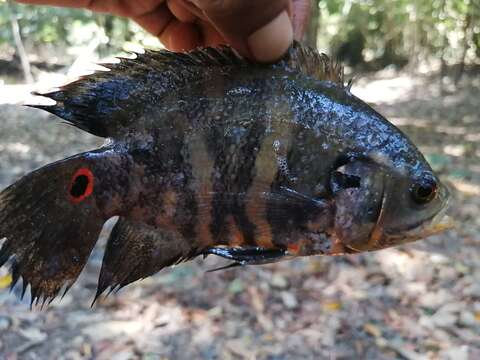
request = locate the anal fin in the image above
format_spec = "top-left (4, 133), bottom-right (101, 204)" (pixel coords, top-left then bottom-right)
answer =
top-left (95, 218), bottom-right (200, 302)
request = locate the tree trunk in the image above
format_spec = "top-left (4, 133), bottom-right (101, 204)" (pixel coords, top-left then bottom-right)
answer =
top-left (455, 8), bottom-right (472, 85)
top-left (408, 1), bottom-right (420, 75)
top-left (6, 0), bottom-right (33, 83)
top-left (304, 1), bottom-right (320, 48)
top-left (439, 0), bottom-right (448, 95)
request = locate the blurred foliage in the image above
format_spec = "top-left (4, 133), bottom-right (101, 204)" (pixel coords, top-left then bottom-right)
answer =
top-left (317, 0), bottom-right (480, 69)
top-left (0, 0), bottom-right (479, 69)
top-left (0, 1), bottom-right (159, 58)
top-left (1, 3), bottom-right (93, 46)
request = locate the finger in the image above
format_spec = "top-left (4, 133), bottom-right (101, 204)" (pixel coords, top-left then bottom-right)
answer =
top-left (15, 0), bottom-right (91, 7)
top-left (247, 10), bottom-right (294, 62)
top-left (17, 0), bottom-right (168, 18)
top-left (174, 0), bottom-right (205, 19)
top-left (191, 0), bottom-right (293, 62)
top-left (160, 20), bottom-right (202, 51)
top-left (167, 0), bottom-right (196, 22)
top-left (199, 20), bottom-right (227, 47)
top-left (88, 0), bottom-right (168, 17)
top-left (133, 4), bottom-right (173, 36)
top-left (291, 0), bottom-right (311, 40)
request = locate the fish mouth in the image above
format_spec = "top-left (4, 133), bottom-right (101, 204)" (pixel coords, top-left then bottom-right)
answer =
top-left (385, 207), bottom-right (454, 245)
top-left (379, 184), bottom-right (454, 248)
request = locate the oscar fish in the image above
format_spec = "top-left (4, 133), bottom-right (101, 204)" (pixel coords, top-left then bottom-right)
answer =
top-left (0, 42), bottom-right (450, 304)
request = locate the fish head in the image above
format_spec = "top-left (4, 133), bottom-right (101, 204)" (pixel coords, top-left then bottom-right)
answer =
top-left (332, 159), bottom-right (451, 253)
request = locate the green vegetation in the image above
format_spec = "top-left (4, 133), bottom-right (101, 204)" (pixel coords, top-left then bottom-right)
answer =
top-left (0, 0), bottom-right (159, 57)
top-left (315, 0), bottom-right (479, 69)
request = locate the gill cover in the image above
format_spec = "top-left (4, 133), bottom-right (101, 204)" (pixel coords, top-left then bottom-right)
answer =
top-left (333, 161), bottom-right (387, 252)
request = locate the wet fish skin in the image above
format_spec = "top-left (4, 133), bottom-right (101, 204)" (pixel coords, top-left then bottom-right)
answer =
top-left (0, 43), bottom-right (449, 304)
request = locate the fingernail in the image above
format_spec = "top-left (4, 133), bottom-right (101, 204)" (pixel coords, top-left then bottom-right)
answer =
top-left (247, 11), bottom-right (293, 63)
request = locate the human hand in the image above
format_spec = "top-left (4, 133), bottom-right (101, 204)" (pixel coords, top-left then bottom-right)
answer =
top-left (16, 0), bottom-right (311, 62)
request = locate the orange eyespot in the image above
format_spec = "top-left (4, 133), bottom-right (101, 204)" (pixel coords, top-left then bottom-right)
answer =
top-left (69, 168), bottom-right (94, 204)
top-left (411, 178), bottom-right (437, 204)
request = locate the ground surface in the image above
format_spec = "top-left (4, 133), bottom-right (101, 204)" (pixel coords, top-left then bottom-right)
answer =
top-left (0, 66), bottom-right (479, 360)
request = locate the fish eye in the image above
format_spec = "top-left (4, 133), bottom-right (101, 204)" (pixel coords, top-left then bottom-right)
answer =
top-left (411, 178), bottom-right (437, 204)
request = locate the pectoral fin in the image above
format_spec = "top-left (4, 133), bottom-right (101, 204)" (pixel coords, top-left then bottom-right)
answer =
top-left (205, 247), bottom-right (288, 272)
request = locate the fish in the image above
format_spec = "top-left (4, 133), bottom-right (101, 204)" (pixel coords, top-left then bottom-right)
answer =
top-left (0, 42), bottom-right (450, 305)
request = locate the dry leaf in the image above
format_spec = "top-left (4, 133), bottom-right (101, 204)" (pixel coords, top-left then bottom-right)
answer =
top-left (363, 323), bottom-right (382, 338)
top-left (323, 302), bottom-right (342, 311)
top-left (0, 274), bottom-right (12, 289)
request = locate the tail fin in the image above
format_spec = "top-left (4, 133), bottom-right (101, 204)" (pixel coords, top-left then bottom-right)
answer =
top-left (0, 155), bottom-right (106, 305)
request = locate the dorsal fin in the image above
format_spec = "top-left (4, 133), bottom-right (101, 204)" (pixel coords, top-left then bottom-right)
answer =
top-left (282, 42), bottom-right (345, 85)
top-left (30, 46), bottom-right (245, 138)
top-left (30, 42), bottom-right (344, 138)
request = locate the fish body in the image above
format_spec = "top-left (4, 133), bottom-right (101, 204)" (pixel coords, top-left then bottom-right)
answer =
top-left (0, 43), bottom-right (449, 303)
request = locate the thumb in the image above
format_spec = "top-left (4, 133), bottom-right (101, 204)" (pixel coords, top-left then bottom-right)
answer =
top-left (191, 0), bottom-right (293, 62)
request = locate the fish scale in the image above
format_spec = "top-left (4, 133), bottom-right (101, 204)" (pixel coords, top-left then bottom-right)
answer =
top-left (0, 42), bottom-right (450, 304)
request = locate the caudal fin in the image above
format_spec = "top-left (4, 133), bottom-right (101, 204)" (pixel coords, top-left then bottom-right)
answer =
top-left (0, 155), bottom-right (106, 305)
